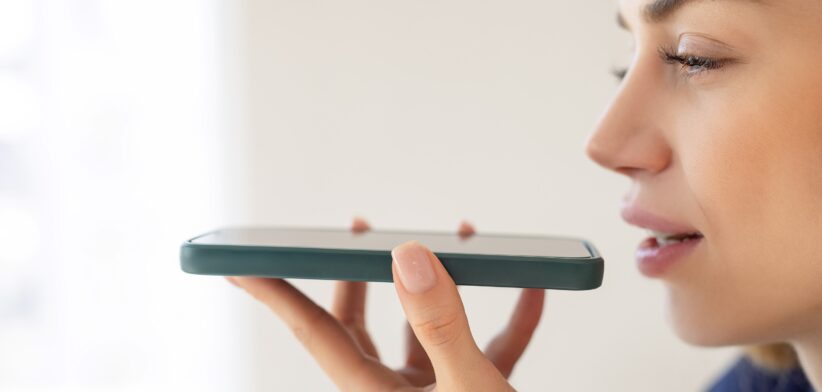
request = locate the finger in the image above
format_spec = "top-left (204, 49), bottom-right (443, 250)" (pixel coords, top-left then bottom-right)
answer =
top-left (332, 281), bottom-right (379, 358)
top-left (351, 217), bottom-right (371, 234)
top-left (231, 277), bottom-right (393, 390)
top-left (457, 221), bottom-right (476, 239)
top-left (484, 288), bottom-right (546, 378)
top-left (397, 322), bottom-right (435, 387)
top-left (391, 241), bottom-right (505, 389)
top-left (403, 321), bottom-right (432, 370)
top-left (400, 220), bottom-right (476, 373)
top-left (329, 218), bottom-right (378, 357)
top-left (225, 276), bottom-right (240, 287)
top-left (331, 281), bottom-right (367, 326)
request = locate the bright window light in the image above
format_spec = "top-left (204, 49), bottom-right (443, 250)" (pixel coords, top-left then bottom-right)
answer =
top-left (0, 0), bottom-right (35, 61)
top-left (0, 74), bottom-right (39, 142)
top-left (0, 199), bottom-right (39, 269)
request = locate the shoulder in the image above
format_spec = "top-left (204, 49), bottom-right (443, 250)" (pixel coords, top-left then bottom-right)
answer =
top-left (708, 356), bottom-right (814, 392)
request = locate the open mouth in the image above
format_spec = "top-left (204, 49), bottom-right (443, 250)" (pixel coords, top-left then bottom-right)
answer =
top-left (644, 230), bottom-right (704, 247)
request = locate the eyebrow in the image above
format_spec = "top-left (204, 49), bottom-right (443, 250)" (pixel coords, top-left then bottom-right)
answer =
top-left (644, 0), bottom-right (694, 23)
top-left (617, 0), bottom-right (762, 29)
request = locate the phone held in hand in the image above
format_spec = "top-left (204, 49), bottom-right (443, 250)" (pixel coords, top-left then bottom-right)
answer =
top-left (180, 227), bottom-right (604, 290)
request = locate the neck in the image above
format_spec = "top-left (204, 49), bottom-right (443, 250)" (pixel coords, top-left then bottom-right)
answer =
top-left (793, 333), bottom-right (822, 390)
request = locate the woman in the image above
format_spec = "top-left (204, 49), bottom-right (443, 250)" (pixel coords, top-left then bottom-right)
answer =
top-left (228, 0), bottom-right (822, 390)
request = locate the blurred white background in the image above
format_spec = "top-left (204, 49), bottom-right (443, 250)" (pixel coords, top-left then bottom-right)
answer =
top-left (0, 0), bottom-right (739, 391)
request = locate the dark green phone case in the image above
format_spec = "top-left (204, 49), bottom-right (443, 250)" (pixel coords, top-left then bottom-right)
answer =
top-left (180, 229), bottom-right (604, 290)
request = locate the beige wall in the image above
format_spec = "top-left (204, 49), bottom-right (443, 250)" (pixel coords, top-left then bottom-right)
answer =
top-left (223, 1), bottom-right (738, 390)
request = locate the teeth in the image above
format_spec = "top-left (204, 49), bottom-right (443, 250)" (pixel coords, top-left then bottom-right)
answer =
top-left (646, 229), bottom-right (702, 246)
top-left (647, 229), bottom-right (673, 238)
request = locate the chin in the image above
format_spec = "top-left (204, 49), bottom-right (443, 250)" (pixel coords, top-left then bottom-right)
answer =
top-left (663, 291), bottom-right (756, 347)
top-left (662, 284), bottom-right (809, 348)
top-left (668, 318), bottom-right (736, 347)
top-left (669, 318), bottom-right (788, 349)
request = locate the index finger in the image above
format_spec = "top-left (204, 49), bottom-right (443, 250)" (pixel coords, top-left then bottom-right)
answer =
top-left (332, 217), bottom-right (372, 325)
top-left (484, 288), bottom-right (546, 378)
top-left (351, 216), bottom-right (370, 234)
top-left (230, 277), bottom-right (391, 390)
top-left (458, 220), bottom-right (476, 239)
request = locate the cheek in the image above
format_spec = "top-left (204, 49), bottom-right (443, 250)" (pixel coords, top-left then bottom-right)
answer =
top-left (664, 76), bottom-right (822, 344)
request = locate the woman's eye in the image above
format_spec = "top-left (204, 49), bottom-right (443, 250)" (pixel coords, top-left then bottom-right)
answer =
top-left (657, 45), bottom-right (728, 79)
top-left (609, 46), bottom-right (732, 82)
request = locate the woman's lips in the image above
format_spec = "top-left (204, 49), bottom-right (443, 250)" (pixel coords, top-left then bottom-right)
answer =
top-left (621, 204), bottom-right (699, 234)
top-left (635, 235), bottom-right (703, 277)
top-left (621, 204), bottom-right (704, 277)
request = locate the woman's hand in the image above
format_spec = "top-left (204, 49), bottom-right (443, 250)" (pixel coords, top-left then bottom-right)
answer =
top-left (227, 218), bottom-right (545, 391)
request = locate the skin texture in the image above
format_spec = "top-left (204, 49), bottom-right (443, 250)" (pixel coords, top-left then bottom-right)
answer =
top-left (229, 219), bottom-right (545, 391)
top-left (586, 0), bottom-right (822, 388)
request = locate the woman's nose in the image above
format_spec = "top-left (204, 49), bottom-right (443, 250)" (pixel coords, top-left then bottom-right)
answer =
top-left (585, 71), bottom-right (672, 177)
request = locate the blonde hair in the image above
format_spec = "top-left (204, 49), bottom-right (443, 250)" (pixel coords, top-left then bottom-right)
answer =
top-left (745, 343), bottom-right (799, 372)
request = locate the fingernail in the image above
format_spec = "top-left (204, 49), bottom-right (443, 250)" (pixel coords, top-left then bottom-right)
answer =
top-left (392, 241), bottom-right (437, 294)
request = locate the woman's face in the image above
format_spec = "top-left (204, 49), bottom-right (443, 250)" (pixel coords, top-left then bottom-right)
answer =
top-left (587, 0), bottom-right (822, 346)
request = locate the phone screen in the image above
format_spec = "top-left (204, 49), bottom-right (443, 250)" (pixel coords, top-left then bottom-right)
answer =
top-left (190, 227), bottom-right (594, 259)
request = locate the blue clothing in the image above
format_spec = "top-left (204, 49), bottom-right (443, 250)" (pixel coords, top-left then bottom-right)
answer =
top-left (708, 356), bottom-right (814, 392)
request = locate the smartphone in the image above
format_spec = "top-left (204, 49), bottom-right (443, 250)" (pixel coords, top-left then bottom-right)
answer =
top-left (180, 227), bottom-right (604, 290)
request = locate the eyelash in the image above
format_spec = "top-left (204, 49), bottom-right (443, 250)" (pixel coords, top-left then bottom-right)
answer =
top-left (611, 44), bottom-right (729, 81)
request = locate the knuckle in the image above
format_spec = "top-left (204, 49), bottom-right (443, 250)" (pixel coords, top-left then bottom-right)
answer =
top-left (412, 308), bottom-right (464, 347)
top-left (337, 312), bottom-right (365, 329)
top-left (344, 356), bottom-right (381, 390)
top-left (340, 319), bottom-right (367, 339)
top-left (292, 324), bottom-right (312, 347)
top-left (291, 305), bottom-right (327, 349)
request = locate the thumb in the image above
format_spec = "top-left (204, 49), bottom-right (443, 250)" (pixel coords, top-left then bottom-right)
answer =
top-left (391, 241), bottom-right (505, 388)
